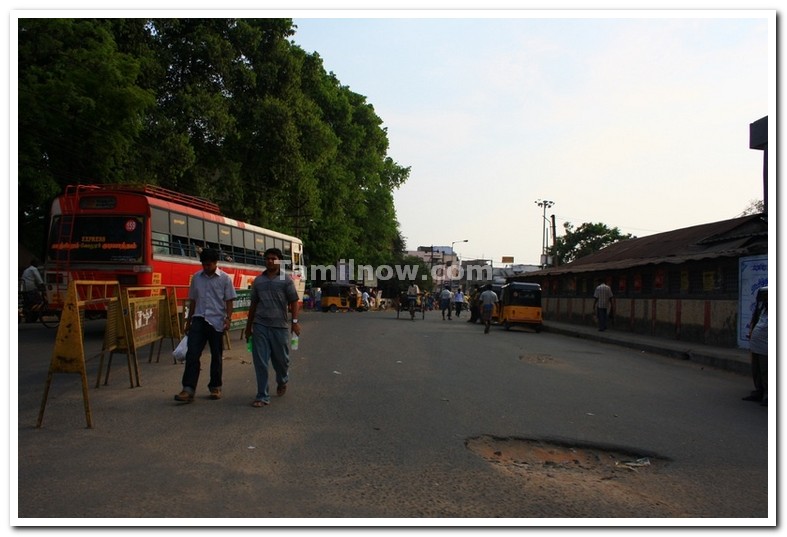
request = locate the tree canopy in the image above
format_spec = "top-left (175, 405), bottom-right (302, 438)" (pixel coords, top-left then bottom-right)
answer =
top-left (18, 18), bottom-right (410, 268)
top-left (549, 222), bottom-right (636, 265)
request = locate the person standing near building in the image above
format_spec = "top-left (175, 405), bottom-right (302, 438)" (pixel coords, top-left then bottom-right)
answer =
top-left (245, 248), bottom-right (301, 408)
top-left (21, 258), bottom-right (45, 322)
top-left (174, 248), bottom-right (237, 403)
top-left (479, 284), bottom-right (498, 334)
top-left (453, 287), bottom-right (465, 319)
top-left (593, 279), bottom-right (614, 332)
top-left (743, 286), bottom-right (768, 406)
top-left (439, 285), bottom-right (453, 320)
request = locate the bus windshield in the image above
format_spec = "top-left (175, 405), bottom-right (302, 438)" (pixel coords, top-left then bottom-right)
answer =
top-left (47, 215), bottom-right (144, 264)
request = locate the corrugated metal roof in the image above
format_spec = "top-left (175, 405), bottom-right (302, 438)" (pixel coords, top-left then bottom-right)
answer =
top-left (525, 214), bottom-right (767, 276)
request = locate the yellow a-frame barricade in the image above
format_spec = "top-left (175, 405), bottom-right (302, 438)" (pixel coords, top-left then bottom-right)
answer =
top-left (36, 281), bottom-right (179, 428)
top-left (37, 280), bottom-right (124, 429)
top-left (96, 286), bottom-right (180, 387)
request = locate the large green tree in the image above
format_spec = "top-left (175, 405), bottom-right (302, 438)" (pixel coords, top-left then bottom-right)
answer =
top-left (17, 18), bottom-right (409, 268)
top-left (18, 18), bottom-right (155, 251)
top-left (550, 222), bottom-right (636, 265)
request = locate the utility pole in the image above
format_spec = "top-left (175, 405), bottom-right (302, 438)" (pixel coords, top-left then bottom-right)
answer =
top-left (535, 199), bottom-right (554, 267)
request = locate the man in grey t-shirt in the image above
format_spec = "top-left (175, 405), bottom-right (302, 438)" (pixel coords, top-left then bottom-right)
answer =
top-left (245, 248), bottom-right (301, 407)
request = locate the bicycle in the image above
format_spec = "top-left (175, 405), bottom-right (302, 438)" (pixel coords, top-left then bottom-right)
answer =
top-left (20, 290), bottom-right (61, 328)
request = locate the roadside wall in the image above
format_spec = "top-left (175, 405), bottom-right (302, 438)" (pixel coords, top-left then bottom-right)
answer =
top-left (543, 297), bottom-right (738, 347)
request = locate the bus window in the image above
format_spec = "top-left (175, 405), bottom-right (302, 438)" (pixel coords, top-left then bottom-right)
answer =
top-left (205, 221), bottom-right (219, 244)
top-left (170, 213), bottom-right (188, 256)
top-left (190, 239), bottom-right (205, 257)
top-left (231, 227), bottom-right (245, 264)
top-left (244, 231), bottom-right (256, 266)
top-left (172, 236), bottom-right (188, 256)
top-left (254, 234), bottom-right (266, 265)
top-left (218, 225), bottom-right (232, 261)
top-left (151, 208), bottom-right (169, 234)
top-left (152, 232), bottom-right (169, 255)
top-left (189, 216), bottom-right (204, 240)
top-left (283, 241), bottom-right (292, 260)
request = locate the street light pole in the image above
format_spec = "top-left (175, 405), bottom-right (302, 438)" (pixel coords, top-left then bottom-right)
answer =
top-left (450, 239), bottom-right (468, 289)
top-left (450, 239), bottom-right (468, 258)
top-left (534, 199), bottom-right (554, 267)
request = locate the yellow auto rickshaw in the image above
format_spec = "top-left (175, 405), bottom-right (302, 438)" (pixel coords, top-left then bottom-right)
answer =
top-left (497, 282), bottom-right (542, 332)
top-left (320, 282), bottom-right (360, 312)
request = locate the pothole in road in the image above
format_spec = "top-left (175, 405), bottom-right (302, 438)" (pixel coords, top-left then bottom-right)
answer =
top-left (519, 353), bottom-right (555, 364)
top-left (466, 435), bottom-right (667, 475)
top-left (466, 436), bottom-right (687, 517)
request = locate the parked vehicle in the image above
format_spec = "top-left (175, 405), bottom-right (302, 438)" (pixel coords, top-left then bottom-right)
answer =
top-left (43, 184), bottom-right (305, 315)
top-left (497, 282), bottom-right (542, 332)
top-left (320, 282), bottom-right (360, 312)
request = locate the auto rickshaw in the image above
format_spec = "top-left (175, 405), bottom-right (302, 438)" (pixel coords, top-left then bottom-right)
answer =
top-left (497, 282), bottom-right (542, 332)
top-left (320, 282), bottom-right (360, 312)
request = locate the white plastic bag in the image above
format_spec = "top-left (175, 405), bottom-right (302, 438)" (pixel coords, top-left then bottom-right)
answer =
top-left (173, 336), bottom-right (188, 363)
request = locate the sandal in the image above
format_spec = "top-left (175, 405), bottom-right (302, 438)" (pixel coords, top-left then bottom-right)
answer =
top-left (251, 400), bottom-right (269, 408)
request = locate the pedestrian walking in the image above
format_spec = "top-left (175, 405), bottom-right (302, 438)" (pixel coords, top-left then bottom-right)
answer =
top-left (174, 248), bottom-right (237, 403)
top-left (454, 288), bottom-right (465, 318)
top-left (593, 279), bottom-right (614, 332)
top-left (439, 285), bottom-right (453, 320)
top-left (245, 248), bottom-right (301, 408)
top-left (479, 284), bottom-right (498, 334)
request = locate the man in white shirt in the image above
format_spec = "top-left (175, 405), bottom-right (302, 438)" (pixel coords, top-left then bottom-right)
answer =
top-left (21, 259), bottom-right (45, 323)
top-left (593, 280), bottom-right (614, 332)
top-left (175, 248), bottom-right (237, 403)
top-left (479, 284), bottom-right (498, 334)
top-left (453, 288), bottom-right (465, 319)
top-left (439, 286), bottom-right (453, 320)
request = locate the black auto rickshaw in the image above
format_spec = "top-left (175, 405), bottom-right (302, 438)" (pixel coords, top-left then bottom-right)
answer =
top-left (497, 282), bottom-right (542, 332)
top-left (320, 282), bottom-right (360, 312)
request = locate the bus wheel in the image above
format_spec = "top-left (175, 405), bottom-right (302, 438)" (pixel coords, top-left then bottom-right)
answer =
top-left (534, 324), bottom-right (542, 333)
top-left (503, 320), bottom-right (511, 331)
top-left (330, 305), bottom-right (338, 313)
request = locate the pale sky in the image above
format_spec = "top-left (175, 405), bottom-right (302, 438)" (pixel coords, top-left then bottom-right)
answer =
top-left (291, 12), bottom-right (773, 266)
top-left (6, 6), bottom-right (775, 269)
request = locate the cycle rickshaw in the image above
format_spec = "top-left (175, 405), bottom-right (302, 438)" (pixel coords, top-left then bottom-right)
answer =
top-left (19, 279), bottom-right (61, 328)
top-left (396, 291), bottom-right (425, 320)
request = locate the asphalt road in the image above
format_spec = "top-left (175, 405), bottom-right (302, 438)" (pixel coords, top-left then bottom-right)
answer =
top-left (15, 309), bottom-right (770, 522)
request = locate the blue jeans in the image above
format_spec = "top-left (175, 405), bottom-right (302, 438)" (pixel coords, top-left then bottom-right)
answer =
top-left (181, 316), bottom-right (224, 393)
top-left (252, 324), bottom-right (290, 402)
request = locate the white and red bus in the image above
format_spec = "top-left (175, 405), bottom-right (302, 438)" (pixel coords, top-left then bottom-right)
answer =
top-left (44, 184), bottom-right (304, 311)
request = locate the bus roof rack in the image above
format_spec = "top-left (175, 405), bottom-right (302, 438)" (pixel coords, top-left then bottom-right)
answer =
top-left (65, 183), bottom-right (223, 214)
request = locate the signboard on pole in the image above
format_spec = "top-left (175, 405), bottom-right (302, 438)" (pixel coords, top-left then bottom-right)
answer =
top-left (738, 255), bottom-right (768, 348)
